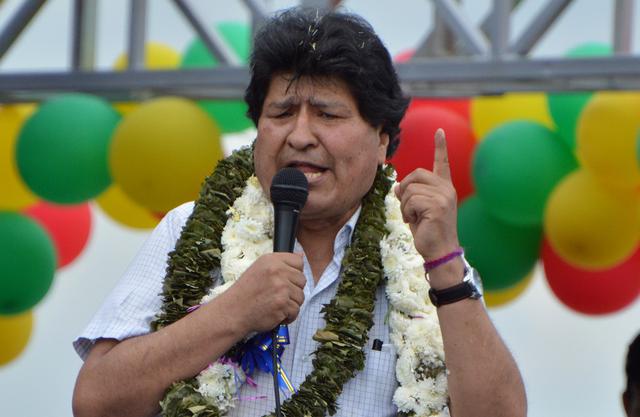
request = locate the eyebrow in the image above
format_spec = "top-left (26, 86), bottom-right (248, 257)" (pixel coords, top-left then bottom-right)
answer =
top-left (265, 97), bottom-right (351, 112)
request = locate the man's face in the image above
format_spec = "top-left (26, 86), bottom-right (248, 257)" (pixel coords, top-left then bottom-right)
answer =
top-left (254, 74), bottom-right (389, 224)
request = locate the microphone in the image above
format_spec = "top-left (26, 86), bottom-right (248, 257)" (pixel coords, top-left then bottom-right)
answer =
top-left (269, 168), bottom-right (308, 416)
top-left (270, 168), bottom-right (309, 253)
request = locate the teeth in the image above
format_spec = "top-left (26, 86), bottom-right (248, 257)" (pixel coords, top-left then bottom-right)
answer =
top-left (304, 172), bottom-right (322, 180)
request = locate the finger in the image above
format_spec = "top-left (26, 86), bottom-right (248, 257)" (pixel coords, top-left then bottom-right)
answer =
top-left (288, 271), bottom-right (306, 290)
top-left (283, 300), bottom-right (301, 324)
top-left (433, 128), bottom-right (452, 181)
top-left (280, 252), bottom-right (304, 270)
top-left (397, 168), bottom-right (447, 197)
top-left (400, 192), bottom-right (435, 225)
top-left (288, 283), bottom-right (305, 305)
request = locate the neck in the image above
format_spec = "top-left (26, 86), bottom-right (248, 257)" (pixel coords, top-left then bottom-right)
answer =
top-left (296, 206), bottom-right (358, 282)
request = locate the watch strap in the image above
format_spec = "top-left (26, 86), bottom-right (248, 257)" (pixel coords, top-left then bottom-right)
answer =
top-left (428, 280), bottom-right (477, 307)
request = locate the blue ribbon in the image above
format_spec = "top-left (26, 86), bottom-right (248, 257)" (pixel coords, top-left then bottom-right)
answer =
top-left (239, 325), bottom-right (296, 394)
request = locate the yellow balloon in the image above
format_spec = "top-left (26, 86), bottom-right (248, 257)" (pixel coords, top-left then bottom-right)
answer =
top-left (544, 170), bottom-right (640, 269)
top-left (471, 92), bottom-right (555, 139)
top-left (0, 104), bottom-right (38, 210)
top-left (576, 91), bottom-right (640, 189)
top-left (113, 42), bottom-right (181, 115)
top-left (110, 97), bottom-right (223, 213)
top-left (484, 270), bottom-right (534, 308)
top-left (0, 311), bottom-right (33, 366)
top-left (95, 185), bottom-right (160, 229)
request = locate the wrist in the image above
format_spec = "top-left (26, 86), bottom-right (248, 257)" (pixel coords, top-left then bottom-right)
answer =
top-left (427, 257), bottom-right (466, 289)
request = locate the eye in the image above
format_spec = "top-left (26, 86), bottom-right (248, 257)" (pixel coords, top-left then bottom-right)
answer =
top-left (319, 111), bottom-right (338, 119)
top-left (274, 110), bottom-right (292, 119)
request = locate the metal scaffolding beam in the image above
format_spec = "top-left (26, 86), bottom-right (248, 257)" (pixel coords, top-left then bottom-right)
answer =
top-left (71, 0), bottom-right (97, 70)
top-left (0, 0), bottom-right (47, 61)
top-left (126, 0), bottom-right (147, 70)
top-left (0, 0), bottom-right (639, 102)
top-left (172, 0), bottom-right (241, 65)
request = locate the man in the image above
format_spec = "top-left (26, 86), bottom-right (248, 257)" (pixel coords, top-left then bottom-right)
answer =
top-left (73, 8), bottom-right (526, 417)
top-left (625, 333), bottom-right (640, 417)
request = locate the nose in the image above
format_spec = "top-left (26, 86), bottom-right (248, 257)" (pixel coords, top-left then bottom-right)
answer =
top-left (286, 107), bottom-right (318, 150)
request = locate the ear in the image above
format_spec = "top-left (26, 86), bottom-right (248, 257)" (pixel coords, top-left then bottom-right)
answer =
top-left (377, 130), bottom-right (390, 165)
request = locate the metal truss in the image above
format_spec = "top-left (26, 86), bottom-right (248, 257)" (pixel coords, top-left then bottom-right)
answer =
top-left (0, 0), bottom-right (638, 102)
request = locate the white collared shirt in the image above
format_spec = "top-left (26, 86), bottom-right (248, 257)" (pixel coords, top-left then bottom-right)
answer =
top-left (74, 202), bottom-right (397, 417)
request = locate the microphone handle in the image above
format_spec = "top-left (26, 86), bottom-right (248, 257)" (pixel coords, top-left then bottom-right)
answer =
top-left (271, 204), bottom-right (300, 417)
top-left (273, 205), bottom-right (300, 253)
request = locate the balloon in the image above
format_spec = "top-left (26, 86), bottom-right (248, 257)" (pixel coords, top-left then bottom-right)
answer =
top-left (473, 121), bottom-right (577, 226)
top-left (24, 201), bottom-right (92, 268)
top-left (113, 42), bottom-right (181, 115)
top-left (113, 42), bottom-right (181, 70)
top-left (458, 196), bottom-right (542, 291)
top-left (391, 106), bottom-right (476, 200)
top-left (544, 170), bottom-right (639, 269)
top-left (181, 21), bottom-right (252, 133)
top-left (16, 94), bottom-right (119, 204)
top-left (542, 240), bottom-right (640, 315)
top-left (546, 43), bottom-right (611, 150)
top-left (0, 212), bottom-right (56, 314)
top-left (96, 185), bottom-right (160, 229)
top-left (0, 104), bottom-right (38, 210)
top-left (484, 269), bottom-right (534, 308)
top-left (0, 311), bottom-right (33, 366)
top-left (471, 92), bottom-right (555, 140)
top-left (408, 98), bottom-right (471, 122)
top-left (576, 91), bottom-right (640, 189)
top-left (109, 97), bottom-right (223, 213)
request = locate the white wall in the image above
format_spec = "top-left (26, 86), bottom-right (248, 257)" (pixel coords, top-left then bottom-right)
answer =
top-left (0, 1), bottom-right (638, 416)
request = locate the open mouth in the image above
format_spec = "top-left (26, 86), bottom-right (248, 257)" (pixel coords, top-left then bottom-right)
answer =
top-left (287, 162), bottom-right (328, 182)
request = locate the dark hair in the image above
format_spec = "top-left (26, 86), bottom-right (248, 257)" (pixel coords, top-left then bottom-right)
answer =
top-left (244, 7), bottom-right (409, 157)
top-left (627, 333), bottom-right (640, 393)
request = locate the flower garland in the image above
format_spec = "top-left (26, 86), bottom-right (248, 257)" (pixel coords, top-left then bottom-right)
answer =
top-left (151, 146), bottom-right (449, 417)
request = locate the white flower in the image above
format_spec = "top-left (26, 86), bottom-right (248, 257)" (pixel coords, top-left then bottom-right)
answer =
top-left (196, 362), bottom-right (244, 413)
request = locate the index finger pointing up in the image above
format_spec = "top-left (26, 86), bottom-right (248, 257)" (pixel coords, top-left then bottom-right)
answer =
top-left (433, 128), bottom-right (452, 181)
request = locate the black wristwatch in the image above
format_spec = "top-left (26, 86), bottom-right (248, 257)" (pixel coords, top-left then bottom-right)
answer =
top-left (428, 267), bottom-right (483, 307)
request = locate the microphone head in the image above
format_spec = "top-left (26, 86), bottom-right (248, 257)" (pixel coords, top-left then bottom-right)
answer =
top-left (270, 168), bottom-right (309, 210)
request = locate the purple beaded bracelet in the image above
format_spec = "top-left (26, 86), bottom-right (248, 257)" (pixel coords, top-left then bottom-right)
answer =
top-left (423, 247), bottom-right (464, 272)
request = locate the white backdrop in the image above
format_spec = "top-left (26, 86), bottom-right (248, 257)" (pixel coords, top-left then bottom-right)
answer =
top-left (0, 1), bottom-right (639, 416)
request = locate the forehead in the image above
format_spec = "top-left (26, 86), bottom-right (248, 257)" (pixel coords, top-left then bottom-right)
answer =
top-left (264, 73), bottom-right (357, 105)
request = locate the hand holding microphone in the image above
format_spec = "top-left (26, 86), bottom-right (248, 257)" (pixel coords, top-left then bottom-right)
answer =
top-left (224, 168), bottom-right (309, 334)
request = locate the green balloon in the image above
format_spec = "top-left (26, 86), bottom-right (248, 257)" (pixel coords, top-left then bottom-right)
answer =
top-left (16, 93), bottom-right (120, 204)
top-left (181, 21), bottom-right (253, 133)
top-left (547, 43), bottom-right (611, 150)
top-left (458, 196), bottom-right (542, 291)
top-left (0, 212), bottom-right (56, 314)
top-left (473, 121), bottom-right (577, 226)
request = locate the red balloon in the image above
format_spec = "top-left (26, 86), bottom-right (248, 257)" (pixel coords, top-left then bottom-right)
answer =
top-left (393, 49), bottom-right (414, 63)
top-left (542, 239), bottom-right (640, 315)
top-left (390, 106), bottom-right (476, 200)
top-left (409, 98), bottom-right (470, 121)
top-left (24, 201), bottom-right (92, 268)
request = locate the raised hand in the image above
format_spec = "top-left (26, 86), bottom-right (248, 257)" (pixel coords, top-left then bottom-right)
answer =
top-left (394, 128), bottom-right (460, 262)
top-left (221, 252), bottom-right (306, 335)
